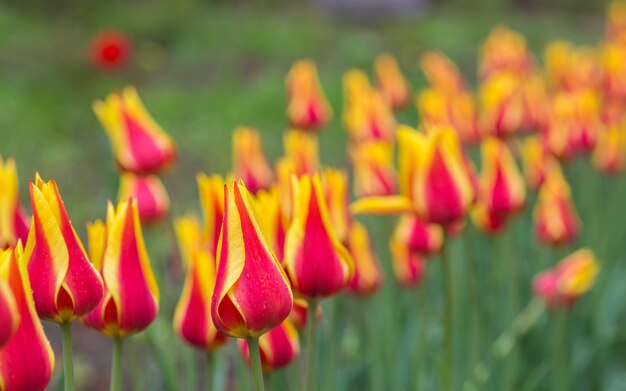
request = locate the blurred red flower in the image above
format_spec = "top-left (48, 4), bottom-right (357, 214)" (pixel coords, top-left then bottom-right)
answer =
top-left (90, 30), bottom-right (131, 70)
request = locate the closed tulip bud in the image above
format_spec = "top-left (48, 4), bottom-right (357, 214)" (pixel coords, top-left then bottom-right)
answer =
top-left (232, 127), bottom-right (274, 194)
top-left (284, 174), bottom-right (354, 299)
top-left (289, 297), bottom-right (322, 329)
top-left (197, 174), bottom-right (225, 256)
top-left (343, 89), bottom-right (396, 144)
top-left (592, 122), bottom-right (626, 174)
top-left (0, 244), bottom-right (55, 391)
top-left (349, 142), bottom-right (398, 197)
top-left (286, 60), bottom-right (332, 131)
top-left (478, 26), bottom-right (534, 81)
top-left (417, 88), bottom-right (481, 144)
top-left (470, 200), bottom-right (508, 235)
top-left (0, 280), bottom-right (18, 348)
top-left (544, 41), bottom-right (600, 92)
top-left (389, 228), bottom-right (427, 288)
top-left (26, 175), bottom-right (104, 322)
top-left (393, 214), bottom-right (444, 255)
top-left (255, 187), bottom-right (287, 263)
top-left (479, 73), bottom-right (524, 138)
top-left (420, 51), bottom-right (467, 94)
top-left (0, 157), bottom-right (29, 248)
top-left (374, 53), bottom-right (411, 109)
top-left (212, 181), bottom-right (293, 339)
top-left (173, 216), bottom-right (228, 351)
top-left (534, 169), bottom-right (580, 247)
top-left (323, 169), bottom-right (352, 244)
top-left (283, 129), bottom-right (320, 177)
top-left (118, 173), bottom-right (170, 223)
top-left (533, 248), bottom-right (599, 311)
top-left (478, 137), bottom-right (526, 216)
top-left (347, 222), bottom-right (383, 297)
top-left (93, 86), bottom-right (176, 174)
top-left (83, 199), bottom-right (159, 337)
top-left (239, 318), bottom-right (300, 373)
top-left (521, 136), bottom-right (559, 190)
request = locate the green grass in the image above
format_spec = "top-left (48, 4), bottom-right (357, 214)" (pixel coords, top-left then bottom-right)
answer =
top-left (1, 1), bottom-right (624, 390)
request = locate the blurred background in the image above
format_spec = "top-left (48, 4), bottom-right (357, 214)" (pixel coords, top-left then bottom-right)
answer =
top-left (1, 0), bottom-right (623, 390)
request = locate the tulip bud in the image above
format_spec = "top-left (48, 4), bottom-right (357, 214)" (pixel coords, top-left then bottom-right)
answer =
top-left (255, 187), bottom-right (287, 263)
top-left (93, 86), bottom-right (176, 174)
top-left (347, 222), bottom-right (383, 297)
top-left (419, 51), bottom-right (467, 94)
top-left (118, 173), bottom-right (170, 223)
top-left (534, 168), bottom-right (580, 247)
top-left (521, 136), bottom-right (559, 190)
top-left (479, 72), bottom-right (524, 138)
top-left (289, 297), bottom-right (323, 329)
top-left (478, 26), bottom-right (534, 81)
top-left (232, 127), bottom-right (274, 194)
top-left (26, 175), bottom-right (104, 322)
top-left (393, 214), bottom-right (444, 255)
top-left (239, 318), bottom-right (300, 372)
top-left (478, 137), bottom-right (526, 216)
top-left (173, 216), bottom-right (228, 351)
top-left (283, 129), bottom-right (320, 177)
top-left (374, 53), bottom-right (411, 109)
top-left (286, 60), bottom-right (332, 130)
top-left (349, 142), bottom-right (398, 198)
top-left (389, 227), bottom-right (427, 288)
top-left (211, 181), bottom-right (293, 339)
top-left (592, 121), bottom-right (626, 174)
top-left (0, 157), bottom-right (29, 248)
top-left (343, 87), bottom-right (396, 144)
top-left (197, 174), bottom-right (225, 257)
top-left (544, 41), bottom-right (600, 92)
top-left (284, 174), bottom-right (354, 299)
top-left (0, 244), bottom-right (55, 390)
top-left (0, 280), bottom-right (18, 348)
top-left (83, 199), bottom-right (159, 337)
top-left (470, 200), bottom-right (508, 235)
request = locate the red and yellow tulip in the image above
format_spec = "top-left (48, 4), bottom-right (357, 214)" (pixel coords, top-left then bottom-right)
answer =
top-left (83, 199), bottom-right (159, 337)
top-left (389, 225), bottom-right (427, 288)
top-left (118, 173), bottom-right (170, 223)
top-left (283, 129), bottom-right (320, 177)
top-left (26, 175), bottom-right (104, 322)
top-left (419, 51), bottom-right (467, 95)
top-left (232, 127), bottom-right (274, 194)
top-left (211, 181), bottom-right (293, 339)
top-left (374, 53), bottom-right (411, 110)
top-left (0, 245), bottom-right (55, 391)
top-left (0, 279), bottom-right (17, 348)
top-left (289, 297), bottom-right (323, 330)
top-left (478, 25), bottom-right (535, 81)
top-left (197, 173), bottom-right (225, 257)
top-left (349, 142), bottom-right (397, 198)
top-left (0, 157), bottom-right (29, 249)
top-left (93, 86), bottom-right (176, 174)
top-left (323, 169), bottom-right (352, 244)
top-left (284, 174), bottom-right (354, 299)
top-left (393, 214), bottom-right (443, 255)
top-left (173, 215), bottom-right (228, 351)
top-left (239, 318), bottom-right (300, 372)
top-left (544, 41), bottom-right (600, 92)
top-left (347, 222), bottom-right (383, 297)
top-left (521, 135), bottom-right (559, 190)
top-left (592, 121), bottom-right (626, 173)
top-left (286, 60), bottom-right (332, 131)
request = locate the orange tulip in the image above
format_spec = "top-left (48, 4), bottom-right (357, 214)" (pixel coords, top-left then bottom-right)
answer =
top-left (197, 173), bottom-right (225, 256)
top-left (347, 222), bottom-right (383, 296)
top-left (94, 86), bottom-right (176, 174)
top-left (284, 174), bottom-right (354, 299)
top-left (83, 199), bottom-right (159, 337)
top-left (0, 157), bottom-right (29, 248)
top-left (349, 142), bottom-right (398, 197)
top-left (232, 127), bottom-right (274, 194)
top-left (211, 181), bottom-right (293, 338)
top-left (173, 215), bottom-right (228, 351)
top-left (0, 244), bottom-right (55, 391)
top-left (118, 173), bottom-right (170, 223)
top-left (286, 60), bottom-right (332, 130)
top-left (26, 175), bottom-right (104, 322)
top-left (374, 53), bottom-right (411, 109)
top-left (239, 318), bottom-right (300, 372)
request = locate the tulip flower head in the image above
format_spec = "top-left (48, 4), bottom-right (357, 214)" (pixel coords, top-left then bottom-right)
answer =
top-left (94, 86), bottom-right (176, 174)
top-left (90, 30), bottom-right (131, 71)
top-left (0, 245), bottom-right (55, 391)
top-left (283, 129), bottom-right (321, 177)
top-left (592, 121), bottom-right (626, 174)
top-left (521, 136), bottom-right (560, 190)
top-left (343, 87), bottom-right (397, 144)
top-left (419, 51), bottom-right (467, 94)
top-left (197, 173), bottom-right (225, 256)
top-left (173, 216), bottom-right (228, 351)
top-left (347, 222), bottom-right (383, 297)
top-left (470, 199), bottom-right (509, 235)
top-left (118, 173), bottom-right (170, 223)
top-left (284, 174), bottom-right (354, 299)
top-left (26, 175), bottom-right (104, 322)
top-left (232, 127), bottom-right (274, 194)
top-left (286, 60), bottom-right (332, 130)
top-left (479, 72), bottom-right (525, 138)
top-left (374, 53), bottom-right (411, 109)
top-left (211, 180), bottom-right (293, 339)
top-left (323, 169), bottom-right (352, 244)
top-left (393, 214), bottom-right (444, 255)
top-left (349, 142), bottom-right (398, 198)
top-left (544, 41), bottom-right (601, 92)
top-left (533, 248), bottom-right (599, 311)
top-left (83, 199), bottom-right (159, 337)
top-left (0, 157), bottom-right (29, 248)
top-left (601, 42), bottom-right (626, 101)
top-left (389, 225), bottom-right (427, 288)
top-left (239, 318), bottom-right (300, 373)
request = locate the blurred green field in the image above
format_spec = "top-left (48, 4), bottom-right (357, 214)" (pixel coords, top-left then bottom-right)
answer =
top-left (2, 1), bottom-right (625, 390)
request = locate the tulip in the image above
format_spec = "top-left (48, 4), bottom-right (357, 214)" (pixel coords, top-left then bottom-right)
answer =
top-left (544, 41), bottom-right (600, 92)
top-left (419, 51), bottom-right (467, 94)
top-left (0, 280), bottom-right (17, 348)
top-left (283, 129), bottom-right (320, 177)
top-left (470, 200), bottom-right (508, 235)
top-left (533, 248), bottom-right (599, 311)
top-left (479, 72), bottom-right (525, 138)
top-left (601, 42), bottom-right (626, 101)
top-left (521, 136), bottom-right (560, 190)
top-left (289, 297), bottom-right (323, 329)
top-left (197, 173), bottom-right (225, 256)
top-left (93, 86), bottom-right (176, 174)
top-left (286, 60), bottom-right (332, 130)
top-left (26, 175), bottom-right (104, 322)
top-left (0, 157), bottom-right (29, 248)
top-left (478, 137), bottom-right (526, 217)
top-left (533, 168), bottom-right (580, 247)
top-left (83, 199), bottom-right (159, 337)
top-left (212, 180), bottom-right (293, 339)
top-left (254, 187), bottom-right (287, 263)
top-left (347, 222), bottom-right (383, 296)
top-left (388, 227), bottom-right (427, 288)
top-left (478, 26), bottom-right (534, 81)
top-left (90, 30), bottom-right (131, 71)
top-left (173, 215), bottom-right (228, 351)
top-left (284, 174), bottom-right (354, 299)
top-left (343, 87), bottom-right (396, 144)
top-left (592, 121), bottom-right (626, 174)
top-left (118, 173), bottom-right (170, 223)
top-left (393, 214), bottom-right (444, 255)
top-left (374, 53), bottom-right (411, 109)
top-left (323, 169), bottom-right (352, 245)
top-left (0, 244), bottom-right (55, 391)
top-left (239, 318), bottom-right (300, 373)
top-left (349, 142), bottom-right (398, 197)
top-left (232, 127), bottom-right (274, 194)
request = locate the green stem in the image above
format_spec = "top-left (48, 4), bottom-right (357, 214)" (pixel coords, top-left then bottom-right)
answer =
top-left (465, 231), bottom-right (481, 369)
top-left (441, 245), bottom-right (453, 391)
top-left (248, 337), bottom-right (265, 391)
top-left (553, 312), bottom-right (571, 391)
top-left (60, 322), bottom-right (75, 391)
top-left (304, 299), bottom-right (319, 391)
top-left (111, 337), bottom-right (124, 391)
top-left (206, 351), bottom-right (215, 391)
